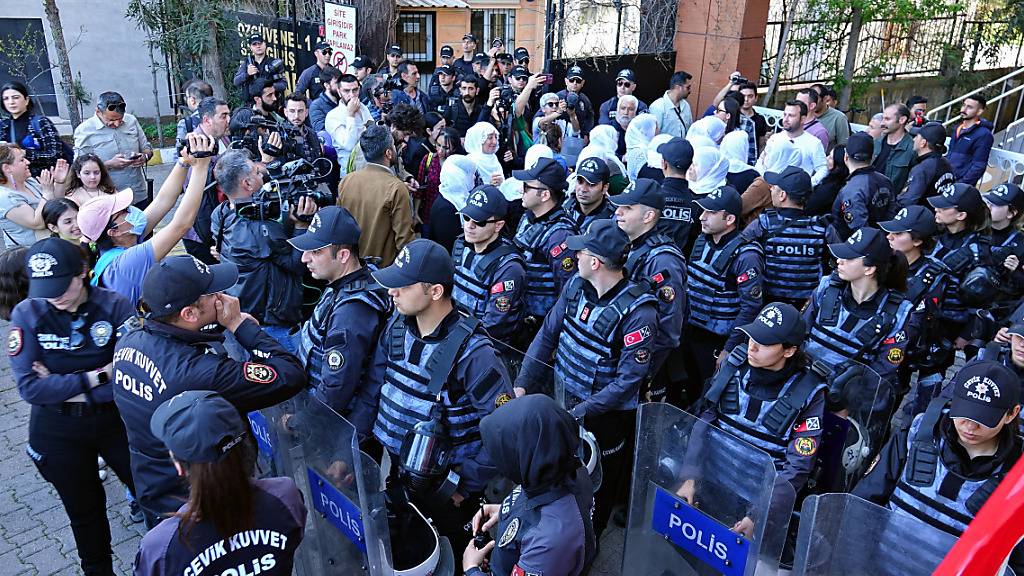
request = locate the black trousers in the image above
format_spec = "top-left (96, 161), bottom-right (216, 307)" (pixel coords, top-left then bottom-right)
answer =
top-left (679, 325), bottom-right (728, 409)
top-left (28, 404), bottom-right (135, 576)
top-left (585, 409), bottom-right (637, 538)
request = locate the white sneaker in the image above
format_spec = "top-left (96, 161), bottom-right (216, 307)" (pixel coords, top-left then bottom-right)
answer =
top-left (97, 456), bottom-right (107, 469)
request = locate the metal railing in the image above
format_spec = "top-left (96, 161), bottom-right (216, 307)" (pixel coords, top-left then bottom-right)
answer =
top-left (999, 118), bottom-right (1024, 154)
top-left (926, 67), bottom-right (1024, 129)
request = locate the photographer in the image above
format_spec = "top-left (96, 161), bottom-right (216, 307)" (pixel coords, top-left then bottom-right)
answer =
top-left (174, 79), bottom-right (213, 156)
top-left (182, 97), bottom-right (231, 265)
top-left (232, 34), bottom-right (286, 98)
top-left (228, 79), bottom-right (283, 160)
top-left (556, 65), bottom-right (595, 137)
top-left (210, 150), bottom-right (316, 348)
top-left (448, 73), bottom-right (492, 138)
top-left (282, 94), bottom-right (324, 165)
top-left (533, 92), bottom-right (581, 144)
top-left (490, 66), bottom-right (544, 170)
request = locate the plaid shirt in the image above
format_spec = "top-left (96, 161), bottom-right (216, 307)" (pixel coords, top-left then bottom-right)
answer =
top-left (1, 114), bottom-right (63, 177)
top-left (739, 114), bottom-right (757, 165)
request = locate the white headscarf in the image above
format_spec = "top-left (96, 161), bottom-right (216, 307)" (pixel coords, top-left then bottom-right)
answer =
top-left (575, 124), bottom-right (627, 176)
top-left (645, 133), bottom-right (674, 168)
top-left (720, 131), bottom-right (754, 174)
top-left (438, 155), bottom-right (478, 211)
top-left (758, 138), bottom-right (804, 176)
top-left (688, 146), bottom-right (729, 195)
top-left (687, 116), bottom-right (726, 148)
top-left (624, 114), bottom-right (659, 181)
top-left (500, 144), bottom-right (555, 201)
top-left (464, 122), bottom-right (503, 182)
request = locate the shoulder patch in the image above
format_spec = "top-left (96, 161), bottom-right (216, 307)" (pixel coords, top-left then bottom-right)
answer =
top-left (658, 286), bottom-right (675, 303)
top-left (499, 517), bottom-right (520, 547)
top-left (550, 242), bottom-right (567, 257)
top-left (326, 350), bottom-right (345, 371)
top-left (736, 268), bottom-right (758, 284)
top-left (243, 362), bottom-right (278, 384)
top-left (495, 392), bottom-right (513, 408)
top-left (793, 417), bottom-right (820, 433)
top-left (793, 436), bottom-right (817, 456)
top-left (623, 325), bottom-right (652, 347)
top-left (634, 348), bottom-right (650, 364)
top-left (491, 280), bottom-right (516, 294)
top-left (7, 328), bottom-right (22, 356)
top-left (495, 295), bottom-right (511, 313)
top-left (651, 271), bottom-right (666, 285)
top-left (887, 348), bottom-right (904, 365)
top-left (561, 256), bottom-right (575, 272)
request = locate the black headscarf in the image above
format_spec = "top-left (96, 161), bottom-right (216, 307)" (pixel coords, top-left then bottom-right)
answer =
top-left (480, 394), bottom-right (581, 498)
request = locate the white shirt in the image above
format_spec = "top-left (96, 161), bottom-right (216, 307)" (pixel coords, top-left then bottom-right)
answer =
top-left (324, 102), bottom-right (374, 177)
top-left (648, 91), bottom-right (692, 139)
top-left (758, 131), bottom-right (828, 186)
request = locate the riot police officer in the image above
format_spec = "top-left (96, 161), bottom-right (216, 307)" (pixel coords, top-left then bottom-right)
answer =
top-left (611, 178), bottom-right (688, 402)
top-left (682, 186), bottom-right (764, 405)
top-left (511, 157), bottom-right (578, 331)
top-left (899, 121), bottom-right (954, 208)
top-left (232, 34), bottom-right (287, 99)
top-left (983, 182), bottom-right (1024, 321)
top-left (463, 395), bottom-right (597, 576)
top-left (655, 137), bottom-right (700, 253)
top-left (832, 132), bottom-right (897, 240)
top-left (880, 205), bottom-right (951, 419)
top-left (516, 219), bottom-right (659, 537)
top-left (8, 238), bottom-right (137, 576)
top-left (113, 255), bottom-right (305, 528)
top-left (854, 361), bottom-right (1024, 573)
top-left (563, 157), bottom-right (615, 232)
top-left (684, 303), bottom-right (827, 528)
top-left (287, 206), bottom-right (391, 429)
top-left (365, 238), bottom-right (514, 555)
top-left (134, 391), bottom-right (306, 576)
top-left (742, 165), bottom-right (838, 308)
top-left (451, 185), bottom-right (527, 347)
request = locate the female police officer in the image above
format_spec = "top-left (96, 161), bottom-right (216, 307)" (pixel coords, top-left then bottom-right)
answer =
top-left (462, 394), bottom-right (596, 576)
top-left (134, 390), bottom-right (306, 576)
top-left (7, 237), bottom-right (136, 576)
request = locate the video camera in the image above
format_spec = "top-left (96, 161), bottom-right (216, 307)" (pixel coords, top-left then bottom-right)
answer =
top-left (235, 157), bottom-right (334, 222)
top-left (230, 114), bottom-right (304, 159)
top-left (494, 85), bottom-right (517, 117)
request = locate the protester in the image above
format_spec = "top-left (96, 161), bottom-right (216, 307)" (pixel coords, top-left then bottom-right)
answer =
top-left (2, 80), bottom-right (65, 176)
top-left (0, 143), bottom-right (65, 248)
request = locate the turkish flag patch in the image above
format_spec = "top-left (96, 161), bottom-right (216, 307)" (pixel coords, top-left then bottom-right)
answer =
top-left (623, 325), bottom-right (652, 346)
top-left (793, 417), bottom-right (821, 433)
top-left (651, 272), bottom-right (665, 284)
top-left (491, 280), bottom-right (515, 294)
top-left (550, 242), bottom-right (567, 257)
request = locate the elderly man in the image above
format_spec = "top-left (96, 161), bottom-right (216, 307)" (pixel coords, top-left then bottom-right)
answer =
top-left (73, 91), bottom-right (153, 206)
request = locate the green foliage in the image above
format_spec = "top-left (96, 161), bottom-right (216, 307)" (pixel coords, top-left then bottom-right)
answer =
top-left (126, 0), bottom-right (226, 86)
top-left (141, 121), bottom-right (177, 140)
top-left (0, 27), bottom-right (47, 81)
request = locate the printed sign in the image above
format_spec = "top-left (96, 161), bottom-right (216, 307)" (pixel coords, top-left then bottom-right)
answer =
top-left (247, 411), bottom-right (274, 460)
top-left (650, 486), bottom-right (750, 576)
top-left (324, 2), bottom-right (357, 73)
top-left (307, 467), bottom-right (366, 552)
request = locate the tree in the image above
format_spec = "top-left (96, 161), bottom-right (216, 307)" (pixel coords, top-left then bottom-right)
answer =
top-left (42, 0), bottom-right (82, 125)
top-left (352, 0), bottom-right (397, 65)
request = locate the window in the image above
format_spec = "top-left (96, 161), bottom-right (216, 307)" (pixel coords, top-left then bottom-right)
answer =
top-left (470, 9), bottom-right (516, 49)
top-left (396, 12), bottom-right (434, 62)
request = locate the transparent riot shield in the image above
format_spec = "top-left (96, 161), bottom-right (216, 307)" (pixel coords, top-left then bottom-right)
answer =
top-left (792, 493), bottom-right (1014, 575)
top-left (248, 393), bottom-right (308, 480)
top-left (817, 362), bottom-right (887, 491)
top-left (623, 403), bottom-right (794, 576)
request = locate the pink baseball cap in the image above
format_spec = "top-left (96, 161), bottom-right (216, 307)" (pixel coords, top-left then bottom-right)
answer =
top-left (77, 188), bottom-right (134, 243)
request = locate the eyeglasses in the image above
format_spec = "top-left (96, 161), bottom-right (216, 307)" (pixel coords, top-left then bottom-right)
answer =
top-left (567, 78), bottom-right (583, 84)
top-left (523, 183), bottom-right (548, 194)
top-left (69, 314), bottom-right (87, 350)
top-left (716, 107), bottom-right (728, 114)
top-left (545, 101), bottom-right (559, 107)
top-left (617, 81), bottom-right (633, 87)
top-left (461, 214), bottom-right (498, 226)
top-left (105, 103), bottom-right (126, 113)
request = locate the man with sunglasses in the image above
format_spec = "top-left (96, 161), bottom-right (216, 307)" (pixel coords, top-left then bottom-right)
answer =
top-left (556, 65), bottom-right (595, 136)
top-left (295, 41), bottom-right (333, 100)
top-left (73, 91), bottom-right (153, 206)
top-left (598, 69), bottom-right (648, 126)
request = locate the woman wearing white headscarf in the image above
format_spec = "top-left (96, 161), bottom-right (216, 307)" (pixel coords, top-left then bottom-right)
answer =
top-left (720, 130), bottom-right (759, 195)
top-left (636, 133), bottom-right (673, 182)
top-left (741, 137), bottom-right (803, 222)
top-left (686, 116), bottom-right (726, 149)
top-left (687, 146), bottom-right (729, 196)
top-left (623, 114), bottom-right (658, 182)
top-left (427, 154), bottom-right (478, 252)
top-left (574, 124), bottom-right (628, 194)
top-left (500, 144), bottom-right (557, 202)
top-left (465, 122), bottom-right (505, 186)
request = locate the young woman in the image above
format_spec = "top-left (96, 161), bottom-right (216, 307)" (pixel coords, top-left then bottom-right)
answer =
top-left (43, 198), bottom-right (82, 242)
top-left (720, 130), bottom-right (758, 195)
top-left (416, 126), bottom-right (464, 231)
top-left (7, 237), bottom-right (137, 576)
top-left (1, 80), bottom-right (64, 176)
top-left (134, 391), bottom-right (305, 576)
top-left (0, 143), bottom-right (66, 248)
top-left (983, 182), bottom-right (1024, 321)
top-left (64, 153), bottom-right (119, 206)
top-left (806, 145), bottom-right (850, 216)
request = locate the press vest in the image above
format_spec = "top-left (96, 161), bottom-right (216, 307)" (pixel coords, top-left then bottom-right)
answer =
top-left (758, 210), bottom-right (827, 300)
top-left (687, 234), bottom-right (760, 334)
top-left (514, 208), bottom-right (576, 317)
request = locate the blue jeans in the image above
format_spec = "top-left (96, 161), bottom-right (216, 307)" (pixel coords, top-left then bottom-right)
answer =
top-left (262, 325), bottom-right (298, 354)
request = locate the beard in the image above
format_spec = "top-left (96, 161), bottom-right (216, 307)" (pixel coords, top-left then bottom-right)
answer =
top-left (616, 115), bottom-right (631, 129)
top-left (462, 95), bottom-right (476, 104)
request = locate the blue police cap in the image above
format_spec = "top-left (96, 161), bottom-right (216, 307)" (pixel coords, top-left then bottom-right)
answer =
top-left (142, 255), bottom-right (238, 314)
top-left (288, 206), bottom-right (361, 251)
top-left (150, 390), bottom-right (249, 463)
top-left (565, 219), bottom-right (629, 265)
top-left (25, 237), bottom-right (84, 299)
top-left (657, 137), bottom-right (694, 170)
top-left (694, 186), bottom-right (743, 217)
top-left (461, 185), bottom-right (508, 222)
top-left (609, 178), bottom-right (664, 210)
top-left (372, 239), bottom-right (454, 288)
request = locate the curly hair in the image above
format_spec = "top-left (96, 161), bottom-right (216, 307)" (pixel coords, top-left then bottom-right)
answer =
top-left (388, 102), bottom-right (425, 135)
top-left (66, 153), bottom-right (117, 195)
top-left (0, 246), bottom-right (29, 320)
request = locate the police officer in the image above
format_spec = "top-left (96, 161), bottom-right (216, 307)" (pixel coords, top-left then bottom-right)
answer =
top-left (611, 178), bottom-right (688, 402)
top-left (682, 303), bottom-right (827, 529)
top-left (232, 34), bottom-right (286, 99)
top-left (134, 391), bottom-right (306, 576)
top-left (8, 238), bottom-right (137, 576)
top-left (803, 228), bottom-right (918, 425)
top-left (364, 238), bottom-right (514, 555)
top-left (287, 206), bottom-right (391, 429)
top-left (854, 361), bottom-right (1024, 573)
top-left (452, 185), bottom-right (527, 348)
top-left (832, 132), bottom-right (897, 240)
top-left (512, 157), bottom-right (578, 331)
top-left (598, 68), bottom-right (648, 126)
top-left (295, 40), bottom-right (332, 100)
top-left (899, 121), bottom-right (954, 208)
top-left (516, 219), bottom-right (659, 537)
top-left (682, 186), bottom-right (764, 405)
top-left (743, 165), bottom-right (838, 308)
top-left (462, 395), bottom-right (597, 576)
top-left (564, 156), bottom-right (615, 232)
top-left (655, 137), bottom-right (700, 254)
top-left (428, 62), bottom-right (458, 113)
top-left (984, 183), bottom-right (1024, 320)
top-left (113, 255), bottom-right (305, 527)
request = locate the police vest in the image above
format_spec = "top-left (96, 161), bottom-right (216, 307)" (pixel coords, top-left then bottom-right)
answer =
top-left (624, 232), bottom-right (685, 290)
top-left (553, 276), bottom-right (656, 410)
top-left (687, 234), bottom-right (759, 334)
top-left (890, 400), bottom-right (1012, 536)
top-left (905, 257), bottom-right (949, 308)
top-left (805, 277), bottom-right (908, 367)
top-left (929, 231), bottom-right (985, 323)
top-left (451, 237), bottom-right (525, 319)
top-left (513, 209), bottom-right (576, 317)
top-left (758, 210), bottom-right (828, 300)
top-left (562, 195), bottom-right (613, 233)
top-left (373, 314), bottom-right (488, 464)
top-left (297, 272), bottom-right (390, 391)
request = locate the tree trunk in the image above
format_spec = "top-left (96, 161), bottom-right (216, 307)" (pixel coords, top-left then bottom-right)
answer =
top-left (838, 6), bottom-right (863, 112)
top-left (202, 20), bottom-right (226, 99)
top-left (354, 0), bottom-right (397, 66)
top-left (41, 0), bottom-right (81, 126)
top-left (762, 0), bottom-right (799, 107)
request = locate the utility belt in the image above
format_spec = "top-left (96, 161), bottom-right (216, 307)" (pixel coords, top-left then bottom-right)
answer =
top-left (42, 401), bottom-right (119, 418)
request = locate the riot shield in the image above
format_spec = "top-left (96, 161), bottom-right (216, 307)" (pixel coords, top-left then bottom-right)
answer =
top-left (623, 402), bottom-right (794, 576)
top-left (248, 393), bottom-right (307, 479)
top-left (791, 493), bottom-right (1013, 575)
top-left (817, 362), bottom-right (887, 491)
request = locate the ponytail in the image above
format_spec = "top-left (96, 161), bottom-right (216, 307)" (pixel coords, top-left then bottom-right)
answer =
top-left (873, 249), bottom-right (908, 292)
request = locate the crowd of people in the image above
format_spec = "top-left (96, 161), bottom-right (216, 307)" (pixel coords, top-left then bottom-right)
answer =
top-left (0, 26), bottom-right (1018, 576)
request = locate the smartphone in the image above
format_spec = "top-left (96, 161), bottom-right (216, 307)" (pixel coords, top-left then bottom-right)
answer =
top-left (127, 152), bottom-right (143, 160)
top-left (542, 74), bottom-right (554, 85)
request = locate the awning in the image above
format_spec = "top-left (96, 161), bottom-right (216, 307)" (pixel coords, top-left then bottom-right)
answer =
top-left (397, 0), bottom-right (470, 8)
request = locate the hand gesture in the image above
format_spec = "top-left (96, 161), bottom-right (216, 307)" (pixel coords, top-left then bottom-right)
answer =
top-left (38, 168), bottom-right (55, 189)
top-left (214, 293), bottom-right (244, 332)
top-left (247, 64), bottom-right (259, 77)
top-left (51, 159), bottom-right (69, 184)
top-left (347, 97), bottom-right (361, 117)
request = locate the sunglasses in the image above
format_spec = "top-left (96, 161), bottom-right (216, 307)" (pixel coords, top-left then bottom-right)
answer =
top-left (461, 214), bottom-right (498, 226)
top-left (69, 314), bottom-right (87, 350)
top-left (617, 81), bottom-right (633, 87)
top-left (567, 78), bottom-right (583, 84)
top-left (320, 48), bottom-right (332, 56)
top-left (545, 101), bottom-right (559, 107)
top-left (523, 183), bottom-right (548, 193)
top-left (105, 103), bottom-right (126, 113)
